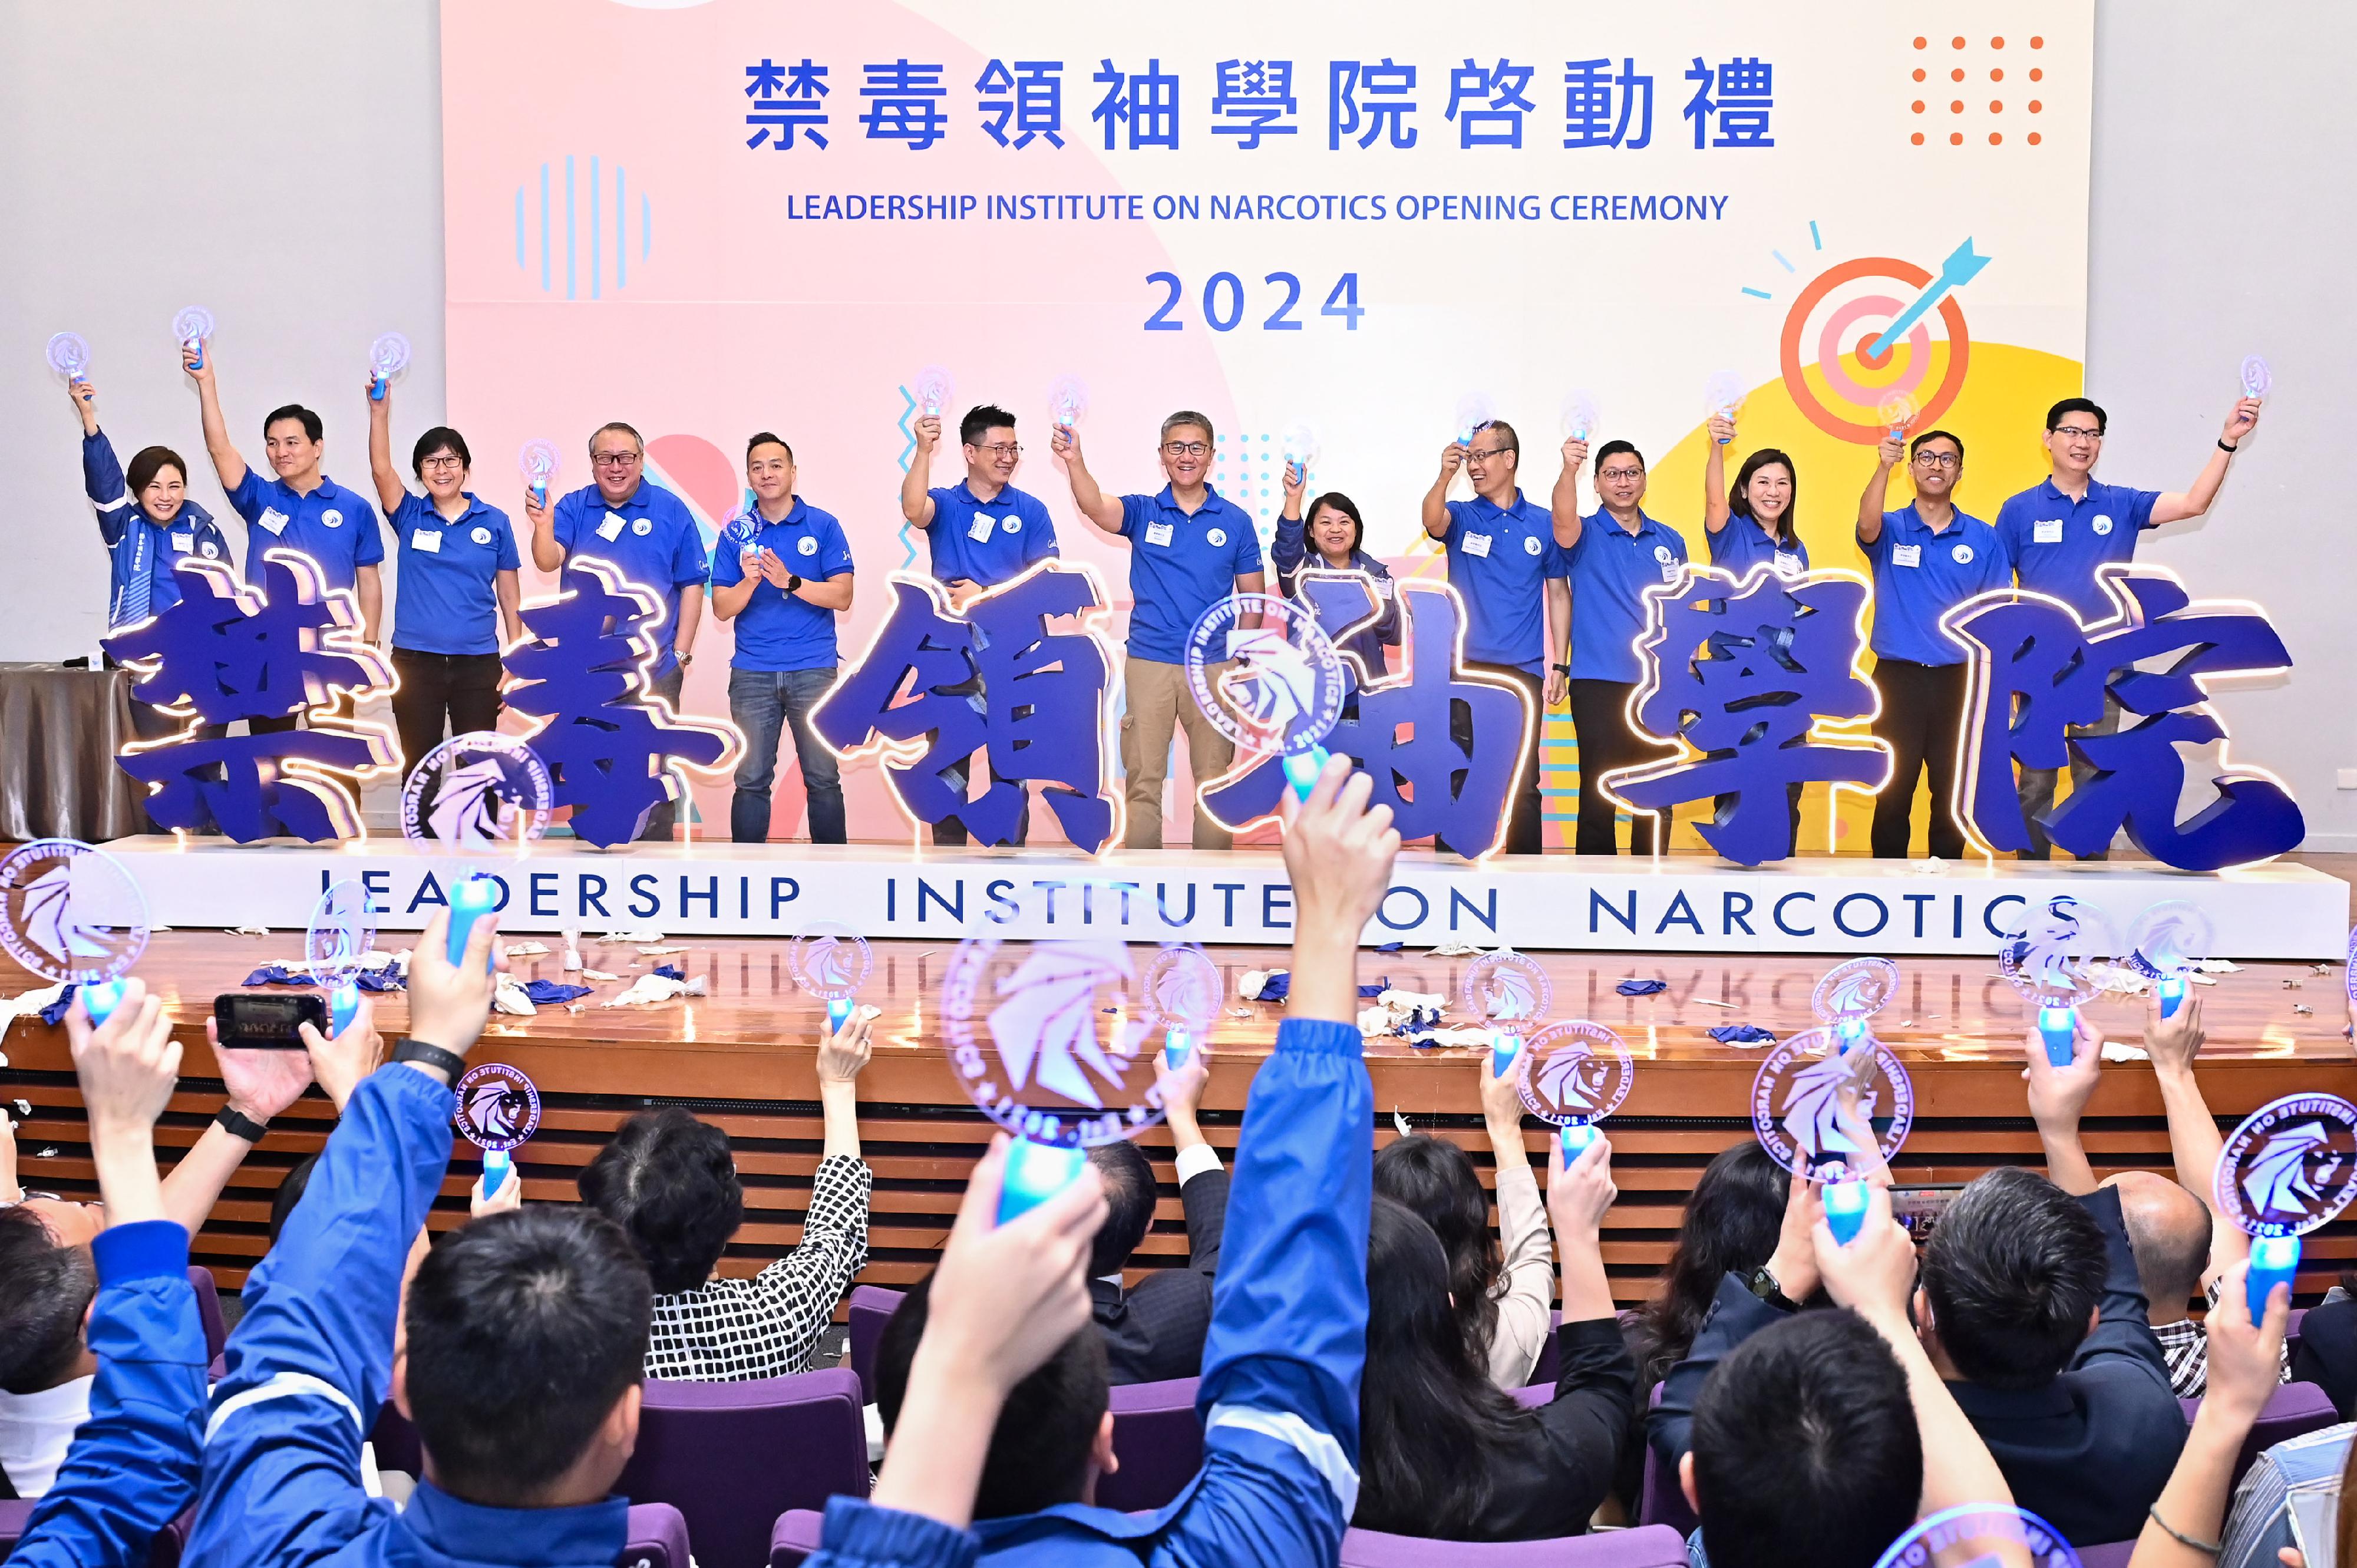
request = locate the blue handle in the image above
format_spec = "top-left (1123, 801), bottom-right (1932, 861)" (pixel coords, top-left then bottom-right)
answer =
top-left (997, 1137), bottom-right (1087, 1226)
top-left (186, 346), bottom-right (204, 371)
top-left (369, 375), bottom-right (387, 402)
top-left (1491, 1032), bottom-right (1521, 1078)
top-left (827, 997), bottom-right (853, 1031)
top-left (2159, 976), bottom-right (2186, 1019)
top-left (80, 978), bottom-right (127, 1027)
top-left (1165, 1029), bottom-right (1191, 1068)
top-left (1560, 1123), bottom-right (1594, 1157)
top-left (447, 876), bottom-right (498, 970)
top-left (330, 981), bottom-right (360, 1035)
top-left (1834, 1018), bottom-right (1866, 1052)
top-left (530, 481), bottom-right (547, 505)
top-left (2249, 1233), bottom-right (2299, 1321)
top-left (1824, 1177), bottom-right (1870, 1246)
top-left (2039, 1005), bottom-right (2076, 1067)
top-left (1280, 745), bottom-right (1331, 801)
top-left (482, 1148), bottom-right (513, 1199)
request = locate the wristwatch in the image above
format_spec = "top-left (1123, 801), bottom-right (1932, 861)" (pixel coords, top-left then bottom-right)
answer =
top-left (1745, 1265), bottom-right (1800, 1312)
top-left (1551, 662), bottom-right (1572, 676)
top-left (214, 1105), bottom-right (269, 1144)
top-left (678, 651), bottom-right (695, 667)
top-left (787, 574), bottom-right (804, 593)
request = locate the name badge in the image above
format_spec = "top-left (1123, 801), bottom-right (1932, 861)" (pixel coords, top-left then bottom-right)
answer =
top-left (1374, 578), bottom-right (1395, 600)
top-left (258, 507), bottom-right (291, 536)
top-left (596, 511), bottom-right (628, 542)
top-left (968, 514), bottom-right (996, 543)
top-left (1145, 521), bottom-right (1175, 547)
top-left (2033, 519), bottom-right (2064, 545)
top-left (170, 532), bottom-right (193, 551)
top-left (411, 529), bottom-right (443, 554)
top-left (1771, 553), bottom-right (1800, 579)
top-left (1463, 532), bottom-right (1493, 558)
top-left (1659, 559), bottom-right (1682, 583)
top-left (1892, 544), bottom-right (1923, 568)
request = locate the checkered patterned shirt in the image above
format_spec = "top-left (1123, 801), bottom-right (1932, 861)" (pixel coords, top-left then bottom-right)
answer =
top-left (2153, 1277), bottom-right (2292, 1399)
top-left (642, 1153), bottom-right (872, 1381)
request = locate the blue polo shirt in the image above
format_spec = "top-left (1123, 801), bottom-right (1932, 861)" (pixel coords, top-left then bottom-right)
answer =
top-left (1708, 517), bottom-right (1810, 582)
top-left (924, 481), bottom-right (1058, 588)
top-left (1861, 503), bottom-right (2011, 665)
top-left (1995, 476), bottom-right (2163, 618)
top-left (225, 469), bottom-right (383, 592)
top-left (1116, 485), bottom-right (1266, 664)
top-left (550, 480), bottom-right (711, 674)
top-left (1440, 491), bottom-right (1570, 674)
top-left (1565, 510), bottom-right (1689, 684)
top-left (713, 499), bottom-right (854, 672)
top-left (388, 491), bottom-right (520, 656)
top-left (82, 430), bottom-right (232, 627)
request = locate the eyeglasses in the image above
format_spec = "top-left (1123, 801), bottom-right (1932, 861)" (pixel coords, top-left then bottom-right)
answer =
top-left (970, 443), bottom-right (1022, 458)
top-left (2051, 425), bottom-right (2103, 441)
top-left (1912, 451), bottom-right (1960, 470)
top-left (1597, 466), bottom-right (1645, 481)
top-left (421, 455), bottom-right (464, 470)
top-left (591, 451), bottom-right (642, 468)
top-left (1466, 445), bottom-right (1513, 462)
top-left (1161, 441), bottom-right (1210, 458)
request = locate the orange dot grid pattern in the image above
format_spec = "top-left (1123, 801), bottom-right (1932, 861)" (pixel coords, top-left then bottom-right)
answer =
top-left (1912, 30), bottom-right (2049, 147)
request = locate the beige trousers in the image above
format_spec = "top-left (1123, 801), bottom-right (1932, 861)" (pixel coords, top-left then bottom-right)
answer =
top-left (1119, 655), bottom-right (1235, 850)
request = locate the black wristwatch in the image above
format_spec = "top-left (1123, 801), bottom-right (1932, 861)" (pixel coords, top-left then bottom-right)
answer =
top-left (2217, 439), bottom-right (2239, 454)
top-left (1552, 662), bottom-right (1572, 676)
top-left (1745, 1265), bottom-right (1800, 1312)
top-left (787, 573), bottom-right (804, 593)
top-left (391, 1039), bottom-right (468, 1078)
top-left (214, 1105), bottom-right (269, 1144)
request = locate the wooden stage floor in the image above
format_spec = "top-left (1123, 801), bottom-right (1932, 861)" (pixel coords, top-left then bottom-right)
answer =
top-left (7, 925), bottom-right (2355, 1306)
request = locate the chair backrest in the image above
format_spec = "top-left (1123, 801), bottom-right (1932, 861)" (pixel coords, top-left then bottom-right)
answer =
top-left (845, 1286), bottom-right (905, 1408)
top-left (1638, 1379), bottom-right (1700, 1536)
top-left (618, 1369), bottom-right (867, 1568)
top-left (768, 1508), bottom-right (826, 1568)
top-left (2075, 1541), bottom-right (2138, 1568)
top-left (2180, 1380), bottom-right (2343, 1494)
top-left (618, 1502), bottom-right (692, 1568)
top-left (1095, 1376), bottom-right (1205, 1514)
top-left (187, 1267), bottom-right (226, 1365)
top-left (2288, 1307), bottom-right (2308, 1366)
top-left (1529, 1310), bottom-right (1565, 1386)
top-left (1339, 1523), bottom-right (1692, 1567)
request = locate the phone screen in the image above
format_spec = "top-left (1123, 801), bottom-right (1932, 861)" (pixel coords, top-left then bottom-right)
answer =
top-left (213, 992), bottom-right (327, 1049)
top-left (1889, 1186), bottom-right (1966, 1244)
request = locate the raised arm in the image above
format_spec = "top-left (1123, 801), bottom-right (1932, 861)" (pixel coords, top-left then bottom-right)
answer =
top-left (2140, 994), bottom-right (2245, 1277)
top-left (901, 415), bottom-right (941, 527)
top-left (72, 381), bottom-right (136, 547)
top-left (523, 488), bottom-right (565, 573)
top-left (2131, 1259), bottom-right (2289, 1568)
top-left (1477, 1052), bottom-right (1553, 1388)
top-left (1857, 433), bottom-right (1904, 544)
top-left (1703, 418), bottom-right (1734, 534)
top-left (1048, 424), bottom-right (1125, 537)
top-left (2149, 400), bottom-right (2260, 526)
top-left (364, 378), bottom-right (408, 516)
top-left (1157, 1045), bottom-right (1228, 1273)
top-left (1422, 443), bottom-right (1463, 540)
top-left (1548, 437), bottom-right (1586, 547)
top-left (182, 345), bottom-right (248, 494)
top-left (155, 1022), bottom-right (316, 1234)
top-left (1271, 463), bottom-right (1308, 580)
top-left (2022, 1014), bottom-right (2102, 1196)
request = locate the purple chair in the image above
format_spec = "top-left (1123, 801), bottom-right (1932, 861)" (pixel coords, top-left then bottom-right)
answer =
top-left (2178, 1380), bottom-right (2340, 1494)
top-left (2076, 1543), bottom-right (2138, 1568)
top-left (845, 1285), bottom-right (905, 1407)
top-left (2288, 1307), bottom-right (2308, 1365)
top-left (1096, 1377), bottom-right (1205, 1514)
top-left (618, 1503), bottom-right (693, 1568)
top-left (769, 1508), bottom-right (826, 1568)
top-left (1638, 1382), bottom-right (1699, 1536)
top-left (0, 1501), bottom-right (190, 1565)
top-left (618, 1369), bottom-right (867, 1568)
top-left (187, 1267), bottom-right (226, 1365)
top-left (1529, 1311), bottom-right (1566, 1386)
top-left (1340, 1523), bottom-right (1692, 1566)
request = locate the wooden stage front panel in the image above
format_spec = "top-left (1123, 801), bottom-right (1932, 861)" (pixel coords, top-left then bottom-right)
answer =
top-left (6, 932), bottom-right (2353, 1308)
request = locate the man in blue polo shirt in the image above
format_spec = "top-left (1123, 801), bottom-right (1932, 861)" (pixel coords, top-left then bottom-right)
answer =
top-left (1857, 428), bottom-right (2010, 860)
top-left (1053, 410), bottom-right (1265, 850)
top-left (1417, 420), bottom-right (1569, 856)
top-left (900, 402), bottom-right (1059, 847)
top-left (712, 433), bottom-right (854, 844)
top-left (1551, 438), bottom-right (1687, 857)
top-left (1995, 394), bottom-right (2262, 860)
top-left (524, 420), bottom-right (712, 841)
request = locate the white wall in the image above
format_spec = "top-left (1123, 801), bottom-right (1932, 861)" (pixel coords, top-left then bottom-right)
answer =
top-left (4, 2), bottom-right (2352, 846)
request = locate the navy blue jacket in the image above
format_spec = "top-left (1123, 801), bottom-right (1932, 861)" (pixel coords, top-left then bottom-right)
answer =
top-left (82, 430), bottom-right (231, 627)
top-left (1270, 517), bottom-right (1398, 674)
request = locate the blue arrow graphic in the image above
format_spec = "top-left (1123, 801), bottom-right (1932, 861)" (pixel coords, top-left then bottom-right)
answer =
top-left (1866, 238), bottom-right (1990, 360)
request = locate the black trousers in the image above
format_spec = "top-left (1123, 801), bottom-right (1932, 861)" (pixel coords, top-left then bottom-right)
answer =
top-left (1568, 678), bottom-right (1658, 856)
top-left (391, 649), bottom-right (504, 780)
top-left (1869, 657), bottom-right (1969, 859)
top-left (1455, 662), bottom-right (1544, 855)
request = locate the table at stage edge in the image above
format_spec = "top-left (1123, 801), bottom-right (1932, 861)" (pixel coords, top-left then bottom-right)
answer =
top-left (0, 661), bottom-right (147, 842)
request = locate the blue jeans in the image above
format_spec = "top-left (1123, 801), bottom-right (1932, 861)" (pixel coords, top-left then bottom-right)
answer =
top-left (728, 665), bottom-right (845, 844)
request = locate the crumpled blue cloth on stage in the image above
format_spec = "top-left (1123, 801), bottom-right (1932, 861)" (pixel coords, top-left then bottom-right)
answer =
top-left (39, 986), bottom-right (79, 1026)
top-left (242, 963), bottom-right (405, 991)
top-left (1248, 972), bottom-right (1290, 1002)
top-left (242, 966), bottom-right (308, 987)
top-left (1709, 1024), bottom-right (1778, 1044)
top-left (1374, 942), bottom-right (1404, 953)
top-left (1616, 979), bottom-right (1668, 996)
top-left (521, 980), bottom-right (593, 1006)
top-left (653, 965), bottom-right (686, 981)
top-left (1358, 976), bottom-right (1391, 998)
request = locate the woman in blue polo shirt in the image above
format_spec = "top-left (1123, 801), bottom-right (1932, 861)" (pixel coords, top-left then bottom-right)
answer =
top-left (1702, 415), bottom-right (1807, 582)
top-left (1275, 463), bottom-right (1399, 675)
top-left (365, 384), bottom-right (521, 778)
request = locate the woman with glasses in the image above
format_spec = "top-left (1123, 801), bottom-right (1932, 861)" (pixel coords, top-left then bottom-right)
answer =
top-left (1275, 460), bottom-right (1398, 675)
top-left (365, 381), bottom-right (521, 777)
top-left (1701, 415), bottom-right (1807, 582)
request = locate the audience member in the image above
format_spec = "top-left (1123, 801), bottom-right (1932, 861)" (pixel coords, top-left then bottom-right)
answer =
top-left (1629, 1140), bottom-right (1786, 1390)
top-left (1083, 1042), bottom-right (1229, 1384)
top-left (2132, 1260), bottom-right (2292, 1568)
top-left (579, 1010), bottom-right (875, 1380)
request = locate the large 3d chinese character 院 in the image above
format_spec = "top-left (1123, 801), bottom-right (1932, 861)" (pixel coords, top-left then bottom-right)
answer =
top-left (811, 563), bottom-right (1119, 853)
top-left (1201, 573), bottom-right (1531, 859)
top-left (104, 552), bottom-right (396, 841)
top-left (1945, 566), bottom-right (2303, 871)
top-left (1599, 567), bottom-right (1891, 867)
top-left (503, 560), bottom-right (741, 848)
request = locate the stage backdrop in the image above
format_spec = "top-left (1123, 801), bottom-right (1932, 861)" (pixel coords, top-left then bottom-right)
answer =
top-left (440, 1), bottom-right (2094, 854)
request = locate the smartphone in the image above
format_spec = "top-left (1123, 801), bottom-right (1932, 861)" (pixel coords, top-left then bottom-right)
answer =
top-left (213, 992), bottom-right (327, 1049)
top-left (1890, 1184), bottom-right (1966, 1244)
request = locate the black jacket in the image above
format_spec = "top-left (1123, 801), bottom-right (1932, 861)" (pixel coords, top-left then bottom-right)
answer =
top-left (1092, 1164), bottom-right (1228, 1385)
top-left (2291, 1295), bottom-right (2357, 1418)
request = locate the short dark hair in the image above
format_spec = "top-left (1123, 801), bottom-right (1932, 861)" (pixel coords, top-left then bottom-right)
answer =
top-left (1160, 410), bottom-right (1216, 447)
top-left (125, 445), bottom-right (188, 499)
top-left (1302, 491), bottom-right (1366, 557)
top-left (1595, 439), bottom-right (1645, 471)
top-left (411, 427), bottom-right (473, 480)
top-left (1920, 1167), bottom-right (2107, 1389)
top-left (1728, 449), bottom-right (1800, 549)
top-left (0, 1207), bottom-right (98, 1394)
top-left (960, 405), bottom-right (1018, 447)
top-left (1085, 1139), bottom-right (1156, 1280)
top-left (263, 405), bottom-right (323, 444)
top-left (1470, 420), bottom-right (1519, 458)
top-left (1691, 1310), bottom-right (1923, 1568)
top-left (402, 1206), bottom-right (652, 1506)
top-left (577, 1107), bottom-right (744, 1295)
top-left (1373, 1134), bottom-right (1501, 1370)
top-left (745, 431), bottom-right (794, 464)
top-left (590, 421), bottom-right (644, 455)
top-left (2046, 397), bottom-right (2108, 435)
top-left (268, 1153), bottom-right (319, 1245)
top-left (876, 1270), bottom-right (1108, 1519)
top-left (1910, 428), bottom-right (1966, 462)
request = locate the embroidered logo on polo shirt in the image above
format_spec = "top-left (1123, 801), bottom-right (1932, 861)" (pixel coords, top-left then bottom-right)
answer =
top-left (797, 536), bottom-right (818, 556)
top-left (1952, 543), bottom-right (1976, 564)
top-left (321, 509), bottom-right (344, 528)
top-left (1206, 528), bottom-right (1228, 547)
top-left (2092, 514), bottom-right (2114, 536)
top-left (632, 518), bottom-right (652, 536)
top-left (471, 526), bottom-right (493, 545)
top-left (1523, 535), bottom-right (1541, 555)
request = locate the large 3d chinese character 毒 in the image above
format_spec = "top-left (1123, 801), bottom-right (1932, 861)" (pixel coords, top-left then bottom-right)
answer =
top-left (1597, 567), bottom-right (1890, 867)
top-left (104, 551), bottom-right (396, 841)
top-left (502, 559), bottom-right (741, 848)
top-left (1946, 566), bottom-right (2303, 871)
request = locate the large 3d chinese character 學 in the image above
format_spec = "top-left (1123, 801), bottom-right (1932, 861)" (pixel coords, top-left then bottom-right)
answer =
top-left (1945, 566), bottom-right (2304, 870)
top-left (1597, 567), bottom-right (1891, 867)
top-left (502, 559), bottom-right (741, 848)
top-left (1201, 574), bottom-right (1531, 859)
top-left (812, 563), bottom-right (1120, 853)
top-left (104, 551), bottom-right (396, 841)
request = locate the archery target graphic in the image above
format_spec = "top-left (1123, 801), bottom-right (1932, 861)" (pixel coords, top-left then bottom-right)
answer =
top-left (1781, 256), bottom-right (1971, 444)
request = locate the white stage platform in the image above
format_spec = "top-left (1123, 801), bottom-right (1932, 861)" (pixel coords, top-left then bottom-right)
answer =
top-left (100, 839), bottom-right (2351, 958)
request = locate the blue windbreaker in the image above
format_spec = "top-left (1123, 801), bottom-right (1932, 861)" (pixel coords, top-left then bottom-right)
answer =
top-left (82, 430), bottom-right (231, 628)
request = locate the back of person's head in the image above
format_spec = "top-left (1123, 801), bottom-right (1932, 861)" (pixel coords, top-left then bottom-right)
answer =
top-left (1084, 1139), bottom-right (1156, 1279)
top-left (0, 1207), bottom-right (96, 1394)
top-left (1635, 1140), bottom-right (1787, 1383)
top-left (401, 1206), bottom-right (653, 1506)
top-left (577, 1106), bottom-right (745, 1295)
top-left (2104, 1170), bottom-right (2210, 1320)
top-left (1921, 1166), bottom-right (2107, 1389)
top-left (268, 1153), bottom-right (320, 1246)
top-left (1355, 1197), bottom-right (1530, 1538)
top-left (1690, 1310), bottom-right (1922, 1568)
top-left (876, 1270), bottom-right (1110, 1519)
top-left (1372, 1133), bottom-right (1501, 1369)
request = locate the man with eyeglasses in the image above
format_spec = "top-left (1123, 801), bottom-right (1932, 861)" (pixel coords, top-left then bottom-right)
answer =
top-left (523, 421), bottom-right (712, 841)
top-left (1993, 395), bottom-right (2262, 860)
top-left (1856, 428), bottom-right (2008, 860)
top-left (900, 403), bottom-right (1059, 847)
top-left (1549, 437), bottom-right (1684, 856)
top-left (1415, 421), bottom-right (1567, 856)
top-left (1052, 410), bottom-right (1265, 850)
